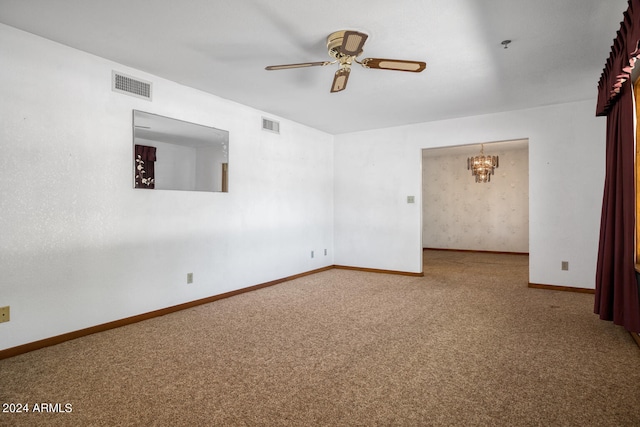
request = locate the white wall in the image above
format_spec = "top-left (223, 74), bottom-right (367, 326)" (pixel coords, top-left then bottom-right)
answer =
top-left (0, 22), bottom-right (606, 352)
top-left (0, 24), bottom-right (334, 351)
top-left (145, 139), bottom-right (197, 191)
top-left (334, 100), bottom-right (605, 288)
top-left (422, 142), bottom-right (529, 252)
top-left (195, 144), bottom-right (223, 192)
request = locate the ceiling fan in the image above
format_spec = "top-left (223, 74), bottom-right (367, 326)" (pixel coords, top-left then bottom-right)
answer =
top-left (265, 30), bottom-right (426, 93)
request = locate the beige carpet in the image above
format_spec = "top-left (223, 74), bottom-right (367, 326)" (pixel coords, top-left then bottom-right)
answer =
top-left (1, 250), bottom-right (638, 426)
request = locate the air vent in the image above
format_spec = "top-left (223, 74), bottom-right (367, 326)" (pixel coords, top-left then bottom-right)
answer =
top-left (262, 117), bottom-right (280, 134)
top-left (112, 71), bottom-right (152, 100)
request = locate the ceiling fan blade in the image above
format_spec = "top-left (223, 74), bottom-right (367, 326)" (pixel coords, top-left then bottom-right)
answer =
top-left (330, 68), bottom-right (350, 93)
top-left (265, 61), bottom-right (330, 70)
top-left (361, 58), bottom-right (426, 72)
top-left (339, 30), bottom-right (368, 56)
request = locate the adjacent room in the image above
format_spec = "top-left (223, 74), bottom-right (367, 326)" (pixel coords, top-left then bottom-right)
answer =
top-left (1, 1), bottom-right (639, 425)
top-left (422, 140), bottom-right (529, 254)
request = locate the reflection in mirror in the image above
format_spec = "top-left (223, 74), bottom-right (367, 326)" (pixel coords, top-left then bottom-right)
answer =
top-left (133, 110), bottom-right (229, 192)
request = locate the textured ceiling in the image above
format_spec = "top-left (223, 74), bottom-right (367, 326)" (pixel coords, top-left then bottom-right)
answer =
top-left (0, 0), bottom-right (628, 134)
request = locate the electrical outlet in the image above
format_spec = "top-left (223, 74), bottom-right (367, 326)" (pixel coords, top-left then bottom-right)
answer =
top-left (0, 306), bottom-right (10, 323)
top-left (407, 196), bottom-right (415, 204)
top-left (187, 273), bottom-right (193, 284)
top-left (561, 261), bottom-right (569, 271)
top-left (311, 251), bottom-right (314, 258)
top-left (324, 249), bottom-right (327, 256)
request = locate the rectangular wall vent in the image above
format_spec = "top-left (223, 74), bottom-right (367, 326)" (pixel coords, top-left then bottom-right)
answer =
top-left (262, 117), bottom-right (280, 134)
top-left (112, 71), bottom-right (152, 100)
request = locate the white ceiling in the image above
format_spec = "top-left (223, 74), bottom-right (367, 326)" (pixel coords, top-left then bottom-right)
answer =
top-left (134, 110), bottom-right (229, 147)
top-left (423, 139), bottom-right (528, 158)
top-left (0, 0), bottom-right (627, 135)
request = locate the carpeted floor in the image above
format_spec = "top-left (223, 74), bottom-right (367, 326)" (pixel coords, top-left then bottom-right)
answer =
top-left (1, 250), bottom-right (638, 426)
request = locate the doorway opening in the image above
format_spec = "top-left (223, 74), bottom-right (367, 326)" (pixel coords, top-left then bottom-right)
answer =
top-left (421, 139), bottom-right (529, 258)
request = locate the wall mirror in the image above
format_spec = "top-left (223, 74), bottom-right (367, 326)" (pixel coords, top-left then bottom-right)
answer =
top-left (133, 110), bottom-right (229, 192)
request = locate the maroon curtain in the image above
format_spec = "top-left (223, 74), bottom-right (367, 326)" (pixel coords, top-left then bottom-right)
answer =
top-left (134, 144), bottom-right (156, 189)
top-left (596, 0), bottom-right (640, 117)
top-left (594, 82), bottom-right (640, 332)
top-left (594, 0), bottom-right (640, 332)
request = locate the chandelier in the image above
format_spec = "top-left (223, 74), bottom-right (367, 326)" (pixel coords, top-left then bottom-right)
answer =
top-left (467, 144), bottom-right (499, 183)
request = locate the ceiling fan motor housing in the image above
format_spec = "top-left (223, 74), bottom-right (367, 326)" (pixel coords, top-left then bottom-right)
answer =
top-left (327, 30), bottom-right (348, 58)
top-left (327, 30), bottom-right (366, 59)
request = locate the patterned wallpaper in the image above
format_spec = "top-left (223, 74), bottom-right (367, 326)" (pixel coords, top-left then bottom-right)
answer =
top-left (422, 142), bottom-right (529, 253)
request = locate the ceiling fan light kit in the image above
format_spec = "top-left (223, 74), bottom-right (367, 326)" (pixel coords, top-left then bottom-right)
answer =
top-left (266, 30), bottom-right (427, 92)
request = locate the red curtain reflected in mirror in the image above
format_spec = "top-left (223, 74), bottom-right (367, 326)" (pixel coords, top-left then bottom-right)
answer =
top-left (134, 144), bottom-right (156, 189)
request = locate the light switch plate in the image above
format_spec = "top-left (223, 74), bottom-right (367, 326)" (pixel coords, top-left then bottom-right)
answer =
top-left (0, 306), bottom-right (10, 323)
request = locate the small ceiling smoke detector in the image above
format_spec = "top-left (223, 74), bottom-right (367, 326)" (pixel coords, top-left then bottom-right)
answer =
top-left (501, 40), bottom-right (512, 49)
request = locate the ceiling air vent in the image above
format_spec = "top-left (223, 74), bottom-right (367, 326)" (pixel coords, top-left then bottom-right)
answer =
top-left (262, 117), bottom-right (280, 134)
top-left (112, 71), bottom-right (152, 100)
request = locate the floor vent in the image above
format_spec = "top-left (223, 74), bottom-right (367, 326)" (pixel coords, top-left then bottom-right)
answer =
top-left (112, 71), bottom-right (152, 100)
top-left (262, 117), bottom-right (280, 134)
